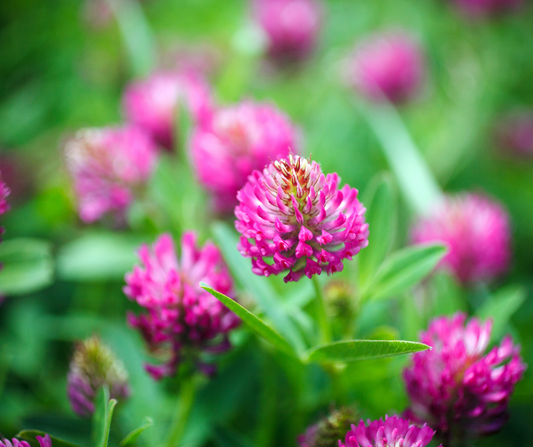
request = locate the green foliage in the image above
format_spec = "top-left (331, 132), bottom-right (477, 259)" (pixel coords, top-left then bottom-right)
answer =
top-left (17, 431), bottom-right (84, 447)
top-left (93, 387), bottom-right (117, 447)
top-left (119, 418), bottom-right (154, 447)
top-left (0, 238), bottom-right (53, 295)
top-left (362, 243), bottom-right (447, 301)
top-left (303, 340), bottom-right (430, 363)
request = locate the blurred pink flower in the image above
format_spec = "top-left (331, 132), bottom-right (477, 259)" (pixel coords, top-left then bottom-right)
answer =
top-left (1, 435), bottom-right (52, 447)
top-left (346, 32), bottom-right (426, 104)
top-left (124, 232), bottom-right (240, 379)
top-left (412, 193), bottom-right (511, 284)
top-left (235, 155), bottom-right (368, 282)
top-left (191, 101), bottom-right (299, 213)
top-left (0, 173), bottom-right (10, 217)
top-left (122, 71), bottom-right (213, 150)
top-left (64, 126), bottom-right (158, 224)
top-left (452, 0), bottom-right (524, 18)
top-left (340, 415), bottom-right (439, 447)
top-left (404, 313), bottom-right (526, 439)
top-left (495, 110), bottom-right (533, 159)
top-left (253, 0), bottom-right (323, 64)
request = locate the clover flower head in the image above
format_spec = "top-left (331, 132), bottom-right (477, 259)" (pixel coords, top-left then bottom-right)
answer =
top-left (191, 101), bottom-right (299, 213)
top-left (235, 155), bottom-right (368, 282)
top-left (253, 0), bottom-right (323, 64)
top-left (346, 31), bottom-right (425, 104)
top-left (404, 313), bottom-right (526, 439)
top-left (124, 232), bottom-right (240, 379)
top-left (1, 435), bottom-right (52, 447)
top-left (0, 174), bottom-right (9, 216)
top-left (340, 415), bottom-right (439, 447)
top-left (67, 335), bottom-right (130, 417)
top-left (64, 126), bottom-right (158, 223)
top-left (411, 193), bottom-right (511, 285)
top-left (298, 407), bottom-right (358, 447)
top-left (122, 70), bottom-right (213, 150)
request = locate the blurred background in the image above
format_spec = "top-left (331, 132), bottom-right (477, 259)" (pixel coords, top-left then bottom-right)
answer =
top-left (1, 0), bottom-right (533, 446)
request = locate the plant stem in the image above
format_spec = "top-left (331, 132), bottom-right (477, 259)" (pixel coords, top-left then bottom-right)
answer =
top-left (165, 375), bottom-right (196, 447)
top-left (312, 276), bottom-right (331, 344)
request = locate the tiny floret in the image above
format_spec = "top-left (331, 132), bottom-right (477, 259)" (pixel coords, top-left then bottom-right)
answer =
top-left (124, 232), bottom-right (240, 379)
top-left (339, 415), bottom-right (439, 447)
top-left (404, 313), bottom-right (526, 439)
top-left (235, 155), bottom-right (368, 282)
top-left (411, 193), bottom-right (511, 284)
top-left (67, 335), bottom-right (130, 417)
top-left (64, 126), bottom-right (158, 223)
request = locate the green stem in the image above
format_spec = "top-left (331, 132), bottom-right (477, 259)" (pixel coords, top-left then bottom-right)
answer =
top-left (165, 376), bottom-right (196, 447)
top-left (312, 276), bottom-right (331, 344)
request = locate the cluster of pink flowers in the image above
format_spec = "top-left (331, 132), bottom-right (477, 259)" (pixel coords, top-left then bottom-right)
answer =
top-left (411, 193), bottom-right (511, 285)
top-left (235, 155), bottom-right (368, 282)
top-left (124, 232), bottom-right (240, 379)
top-left (252, 0), bottom-right (323, 64)
top-left (495, 110), bottom-right (533, 159)
top-left (122, 70), bottom-right (213, 150)
top-left (346, 32), bottom-right (425, 104)
top-left (64, 126), bottom-right (158, 223)
top-left (191, 101), bottom-right (299, 213)
top-left (0, 435), bottom-right (52, 447)
top-left (404, 313), bottom-right (526, 439)
top-left (452, 0), bottom-right (524, 18)
top-left (340, 416), bottom-right (439, 447)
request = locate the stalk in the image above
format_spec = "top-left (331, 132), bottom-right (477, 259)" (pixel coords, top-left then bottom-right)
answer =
top-left (165, 375), bottom-right (196, 447)
top-left (312, 276), bottom-right (331, 344)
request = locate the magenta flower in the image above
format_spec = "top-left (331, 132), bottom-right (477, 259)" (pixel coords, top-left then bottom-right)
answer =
top-left (411, 193), bottom-right (511, 285)
top-left (340, 416), bottom-right (439, 447)
top-left (495, 110), bottom-right (533, 159)
top-left (235, 155), bottom-right (368, 282)
top-left (67, 335), bottom-right (130, 417)
top-left (64, 126), bottom-right (158, 224)
top-left (122, 70), bottom-right (212, 150)
top-left (452, 0), bottom-right (524, 18)
top-left (191, 101), bottom-right (299, 213)
top-left (253, 0), bottom-right (323, 64)
top-left (0, 176), bottom-right (9, 216)
top-left (0, 435), bottom-right (52, 447)
top-left (404, 313), bottom-right (526, 439)
top-left (346, 32), bottom-right (425, 104)
top-left (124, 232), bottom-right (240, 379)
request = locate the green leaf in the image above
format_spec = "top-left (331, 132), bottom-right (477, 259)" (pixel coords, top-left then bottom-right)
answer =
top-left (357, 100), bottom-right (443, 216)
top-left (0, 238), bottom-right (53, 295)
top-left (477, 285), bottom-right (526, 342)
top-left (212, 426), bottom-right (254, 447)
top-left (93, 386), bottom-right (117, 447)
top-left (119, 417), bottom-right (153, 447)
top-left (201, 284), bottom-right (297, 357)
top-left (362, 243), bottom-right (447, 301)
top-left (303, 340), bottom-right (430, 363)
top-left (211, 222), bottom-right (306, 353)
top-left (359, 173), bottom-right (397, 288)
top-left (57, 232), bottom-right (146, 281)
top-left (17, 431), bottom-right (84, 447)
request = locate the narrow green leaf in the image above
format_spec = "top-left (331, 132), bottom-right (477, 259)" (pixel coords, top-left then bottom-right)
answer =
top-left (477, 285), bottom-right (526, 341)
top-left (358, 100), bottom-right (442, 216)
top-left (57, 233), bottom-right (146, 281)
top-left (359, 173), bottom-right (397, 287)
top-left (304, 340), bottom-right (430, 363)
top-left (119, 417), bottom-right (153, 447)
top-left (102, 400), bottom-right (118, 447)
top-left (17, 431), bottom-right (84, 447)
top-left (362, 243), bottom-right (447, 301)
top-left (211, 222), bottom-right (306, 353)
top-left (0, 238), bottom-right (53, 295)
top-left (201, 284), bottom-right (297, 357)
